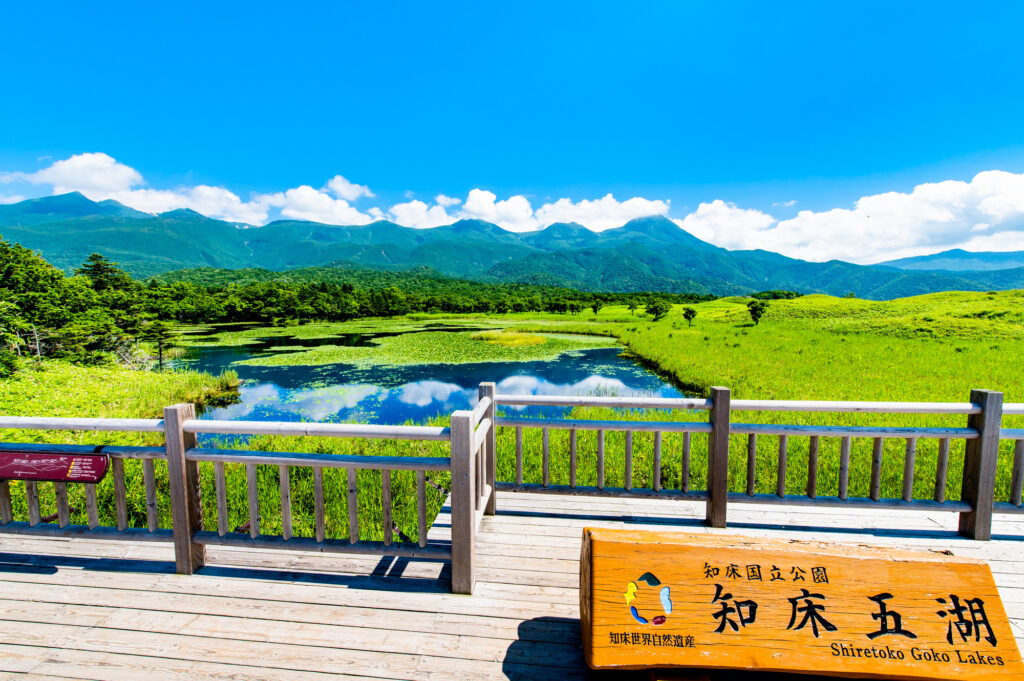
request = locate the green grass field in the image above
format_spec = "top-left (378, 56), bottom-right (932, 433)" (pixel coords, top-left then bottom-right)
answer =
top-left (2, 290), bottom-right (1022, 540)
top-left (506, 291), bottom-right (1024, 503)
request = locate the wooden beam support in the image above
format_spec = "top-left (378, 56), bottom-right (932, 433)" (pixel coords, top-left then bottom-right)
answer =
top-left (705, 387), bottom-right (730, 528)
top-left (959, 389), bottom-right (1003, 540)
top-left (164, 403), bottom-right (205, 574)
top-left (479, 382), bottom-right (497, 515)
top-left (450, 409), bottom-right (476, 594)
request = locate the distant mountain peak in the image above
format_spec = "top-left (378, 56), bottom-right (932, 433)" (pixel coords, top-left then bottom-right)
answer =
top-left (23, 191), bottom-right (97, 212)
top-left (603, 214), bottom-right (718, 251)
top-left (158, 208), bottom-right (207, 220)
top-left (448, 218), bottom-right (508, 232)
top-left (543, 221), bottom-right (590, 234)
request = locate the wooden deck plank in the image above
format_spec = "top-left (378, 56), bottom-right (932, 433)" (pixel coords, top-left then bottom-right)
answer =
top-left (0, 643), bottom-right (391, 681)
top-left (0, 598), bottom-right (583, 668)
top-left (0, 492), bottom-right (1021, 681)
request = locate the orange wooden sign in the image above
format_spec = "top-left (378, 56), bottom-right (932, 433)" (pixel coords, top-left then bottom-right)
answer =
top-left (580, 528), bottom-right (1023, 680)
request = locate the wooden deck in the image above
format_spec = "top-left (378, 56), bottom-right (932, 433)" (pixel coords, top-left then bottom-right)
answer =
top-left (0, 492), bottom-right (1021, 680)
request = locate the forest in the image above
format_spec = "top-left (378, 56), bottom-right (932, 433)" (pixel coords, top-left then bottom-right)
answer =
top-left (0, 237), bottom-right (718, 371)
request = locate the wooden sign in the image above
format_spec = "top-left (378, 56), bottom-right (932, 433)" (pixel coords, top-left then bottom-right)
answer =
top-left (580, 528), bottom-right (1023, 680)
top-left (0, 450), bottom-right (109, 484)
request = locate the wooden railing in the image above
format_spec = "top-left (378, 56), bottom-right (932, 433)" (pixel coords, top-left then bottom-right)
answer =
top-left (0, 404), bottom-right (483, 594)
top-left (0, 384), bottom-right (1019, 597)
top-left (493, 387), bottom-right (1024, 541)
top-left (0, 417), bottom-right (170, 541)
top-left (447, 382), bottom-right (496, 594)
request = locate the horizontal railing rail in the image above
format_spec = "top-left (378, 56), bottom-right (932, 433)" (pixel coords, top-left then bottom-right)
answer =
top-left (0, 416), bottom-right (165, 432)
top-left (182, 419), bottom-right (451, 440)
top-left (495, 394), bottom-right (713, 410)
top-left (730, 400), bottom-right (982, 414)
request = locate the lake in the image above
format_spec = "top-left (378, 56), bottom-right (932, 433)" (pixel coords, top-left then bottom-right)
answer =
top-left (177, 328), bottom-right (684, 426)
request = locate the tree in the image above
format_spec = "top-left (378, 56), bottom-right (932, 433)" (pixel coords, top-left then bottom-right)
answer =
top-left (682, 307), bottom-right (697, 327)
top-left (646, 298), bottom-right (671, 321)
top-left (140, 319), bottom-right (178, 370)
top-left (75, 253), bottom-right (132, 291)
top-left (747, 299), bottom-right (768, 325)
top-left (591, 299), bottom-right (604, 315)
top-left (627, 300), bottom-right (638, 316)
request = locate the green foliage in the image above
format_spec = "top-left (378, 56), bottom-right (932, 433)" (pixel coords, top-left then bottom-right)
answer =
top-left (752, 290), bottom-right (802, 300)
top-left (0, 350), bottom-right (17, 377)
top-left (470, 330), bottom-right (546, 347)
top-left (139, 319), bottom-right (179, 369)
top-left (646, 298), bottom-right (671, 321)
top-left (747, 299), bottom-right (768, 324)
top-left (235, 329), bottom-right (614, 367)
top-left (682, 306), bottom-right (697, 327)
top-left (75, 253), bottom-right (133, 291)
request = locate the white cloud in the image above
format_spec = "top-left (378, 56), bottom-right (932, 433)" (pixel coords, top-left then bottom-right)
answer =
top-left (257, 185), bottom-right (373, 225)
top-left (455, 190), bottom-right (669, 232)
top-left (772, 199), bottom-right (798, 207)
top-left (326, 175), bottom-right (374, 201)
top-left (460, 189), bottom-right (539, 232)
top-left (672, 200), bottom-right (776, 247)
top-left (382, 189), bottom-right (668, 232)
top-left (535, 193), bottom-right (670, 231)
top-left (0, 195), bottom-right (25, 205)
top-left (667, 170), bottom-right (1024, 263)
top-left (396, 380), bottom-right (469, 407)
top-left (8, 152), bottom-right (269, 224)
top-left (388, 199), bottom-right (453, 229)
top-left (25, 152), bottom-right (142, 194)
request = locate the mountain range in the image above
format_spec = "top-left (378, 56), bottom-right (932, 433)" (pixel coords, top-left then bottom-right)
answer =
top-left (880, 249), bottom-right (1024, 272)
top-left (2, 192), bottom-right (1023, 299)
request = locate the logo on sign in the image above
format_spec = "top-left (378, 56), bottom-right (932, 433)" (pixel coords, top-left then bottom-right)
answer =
top-left (624, 572), bottom-right (673, 626)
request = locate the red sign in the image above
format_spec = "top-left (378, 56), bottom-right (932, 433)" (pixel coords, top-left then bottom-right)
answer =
top-left (0, 450), bottom-right (109, 483)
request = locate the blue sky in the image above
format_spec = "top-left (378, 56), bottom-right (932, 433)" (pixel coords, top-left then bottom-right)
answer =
top-left (2, 2), bottom-right (1024, 263)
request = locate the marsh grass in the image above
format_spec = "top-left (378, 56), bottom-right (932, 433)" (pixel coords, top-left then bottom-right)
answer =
top-left (470, 329), bottom-right (546, 347)
top-left (193, 432), bottom-right (451, 542)
top-left (235, 330), bottom-right (614, 367)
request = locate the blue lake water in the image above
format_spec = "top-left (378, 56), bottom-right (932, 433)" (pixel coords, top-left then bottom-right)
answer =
top-left (178, 331), bottom-right (683, 425)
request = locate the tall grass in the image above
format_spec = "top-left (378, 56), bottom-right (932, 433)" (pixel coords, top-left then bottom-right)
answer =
top-left (496, 405), bottom-right (1010, 503)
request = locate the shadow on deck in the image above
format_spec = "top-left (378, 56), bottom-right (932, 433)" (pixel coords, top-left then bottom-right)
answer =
top-left (0, 491), bottom-right (1021, 680)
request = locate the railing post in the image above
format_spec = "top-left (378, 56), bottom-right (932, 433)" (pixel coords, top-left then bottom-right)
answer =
top-left (164, 403), bottom-right (206, 573)
top-left (958, 389), bottom-right (1003, 540)
top-left (479, 382), bottom-right (497, 515)
top-left (450, 409), bottom-right (476, 594)
top-left (706, 387), bottom-right (731, 528)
